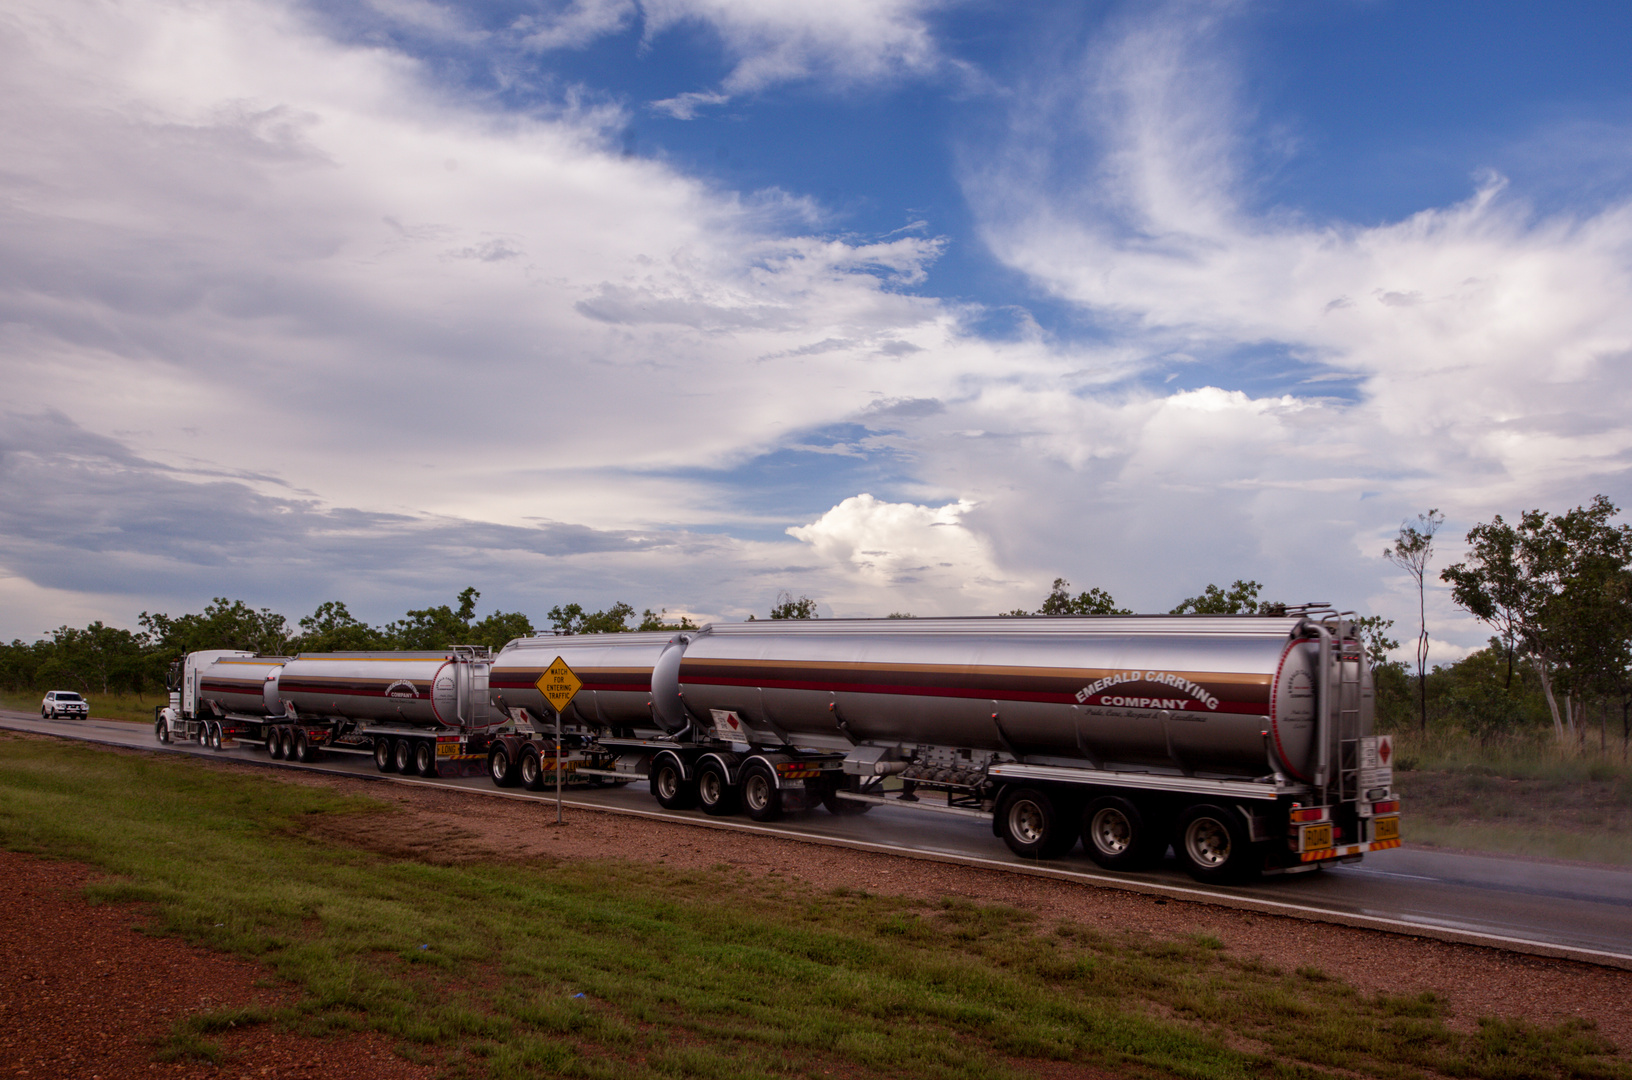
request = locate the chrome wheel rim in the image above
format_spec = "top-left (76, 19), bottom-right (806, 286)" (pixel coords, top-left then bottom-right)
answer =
top-left (699, 770), bottom-right (723, 806)
top-left (655, 766), bottom-right (678, 800)
top-left (744, 775), bottom-right (771, 812)
top-left (1008, 800), bottom-right (1046, 845)
top-left (520, 754), bottom-right (539, 786)
top-left (489, 752), bottom-right (508, 782)
top-left (1185, 817), bottom-right (1231, 868)
top-left (1090, 808), bottom-right (1132, 856)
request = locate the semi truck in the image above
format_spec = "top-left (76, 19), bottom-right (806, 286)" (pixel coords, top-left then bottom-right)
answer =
top-left (156, 609), bottom-right (1401, 884)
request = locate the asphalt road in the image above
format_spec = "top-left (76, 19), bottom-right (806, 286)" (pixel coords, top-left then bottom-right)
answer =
top-left (7, 710), bottom-right (1632, 968)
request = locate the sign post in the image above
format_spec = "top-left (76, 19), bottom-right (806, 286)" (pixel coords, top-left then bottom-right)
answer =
top-left (534, 657), bottom-right (582, 824)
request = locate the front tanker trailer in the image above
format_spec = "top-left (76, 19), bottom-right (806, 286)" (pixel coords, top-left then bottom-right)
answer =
top-left (520, 611), bottom-right (1400, 883)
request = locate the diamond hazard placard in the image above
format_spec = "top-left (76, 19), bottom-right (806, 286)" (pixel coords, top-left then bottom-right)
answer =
top-left (535, 657), bottom-right (582, 713)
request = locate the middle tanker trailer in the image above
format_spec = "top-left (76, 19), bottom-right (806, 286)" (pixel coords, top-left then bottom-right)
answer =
top-left (487, 611), bottom-right (1401, 884)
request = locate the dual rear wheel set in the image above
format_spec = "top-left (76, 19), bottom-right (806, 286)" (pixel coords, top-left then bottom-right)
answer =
top-left (375, 736), bottom-right (439, 777)
top-left (647, 757), bottom-right (813, 824)
top-left (997, 787), bottom-right (1259, 884)
top-left (264, 725), bottom-right (319, 764)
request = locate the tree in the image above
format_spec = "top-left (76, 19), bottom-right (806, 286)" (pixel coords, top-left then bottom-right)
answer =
top-left (1442, 496), bottom-right (1632, 740)
top-left (140, 598), bottom-right (293, 657)
top-left (547, 601), bottom-right (637, 635)
top-left (1354, 615), bottom-right (1401, 673)
top-left (294, 601), bottom-right (384, 652)
top-left (768, 592), bottom-right (819, 620)
top-left (1038, 578), bottom-right (1131, 616)
top-left (636, 608), bottom-right (697, 632)
top-left (1384, 509), bottom-right (1444, 734)
top-left (1170, 580), bottom-right (1277, 615)
top-left (386, 587), bottom-right (535, 649)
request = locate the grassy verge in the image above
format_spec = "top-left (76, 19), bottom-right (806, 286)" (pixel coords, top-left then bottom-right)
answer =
top-left (0, 733), bottom-right (1625, 1080)
top-left (1, 688), bottom-right (159, 723)
top-left (1387, 729), bottom-right (1632, 865)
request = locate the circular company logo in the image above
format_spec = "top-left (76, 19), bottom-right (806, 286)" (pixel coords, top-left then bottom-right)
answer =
top-left (385, 680), bottom-right (419, 699)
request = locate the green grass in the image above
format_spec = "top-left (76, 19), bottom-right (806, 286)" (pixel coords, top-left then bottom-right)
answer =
top-left (1387, 729), bottom-right (1632, 865)
top-left (2, 688), bottom-right (159, 723)
top-left (0, 733), bottom-right (1625, 1080)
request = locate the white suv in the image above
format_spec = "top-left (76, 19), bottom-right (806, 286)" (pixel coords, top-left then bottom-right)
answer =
top-left (41, 691), bottom-right (89, 720)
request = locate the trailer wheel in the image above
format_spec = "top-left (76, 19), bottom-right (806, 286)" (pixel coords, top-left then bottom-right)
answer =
top-left (519, 748), bottom-right (549, 791)
top-left (488, 746), bottom-right (518, 787)
top-left (208, 723), bottom-right (223, 751)
top-left (1082, 796), bottom-right (1161, 871)
top-left (649, 756), bottom-right (696, 810)
top-left (267, 727), bottom-right (285, 760)
top-left (740, 763), bottom-right (783, 823)
top-left (373, 737), bottom-right (394, 772)
top-left (997, 787), bottom-right (1076, 859)
top-left (393, 738), bottom-right (413, 774)
top-left (1175, 804), bottom-right (1258, 885)
top-left (414, 740), bottom-right (438, 778)
top-left (696, 760), bottom-right (739, 817)
top-left (294, 732), bottom-right (319, 764)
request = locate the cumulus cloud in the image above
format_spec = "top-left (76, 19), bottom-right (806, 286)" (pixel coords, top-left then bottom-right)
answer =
top-left (787, 493), bottom-right (1023, 611)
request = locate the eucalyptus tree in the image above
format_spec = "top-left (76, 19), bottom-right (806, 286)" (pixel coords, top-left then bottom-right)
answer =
top-left (1384, 509), bottom-right (1444, 734)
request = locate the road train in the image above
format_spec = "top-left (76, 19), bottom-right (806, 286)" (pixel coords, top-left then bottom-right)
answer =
top-left (156, 609), bottom-right (1400, 883)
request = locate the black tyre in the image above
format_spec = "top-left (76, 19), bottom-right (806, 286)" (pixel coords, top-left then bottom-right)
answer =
top-left (268, 727), bottom-right (286, 760)
top-left (1082, 796), bottom-right (1162, 871)
top-left (393, 738), bottom-right (413, 774)
top-left (1175, 803), bottom-right (1258, 885)
top-left (649, 755), bottom-right (696, 810)
top-left (154, 716), bottom-right (167, 743)
top-left (294, 731), bottom-right (318, 763)
top-left (488, 746), bottom-right (518, 787)
top-left (740, 763), bottom-right (782, 823)
top-left (374, 736), bottom-right (395, 772)
top-left (821, 789), bottom-right (872, 816)
top-left (414, 740), bottom-right (438, 778)
top-left (208, 723), bottom-right (223, 751)
top-left (696, 760), bottom-right (739, 817)
top-left (520, 748), bottom-right (547, 791)
top-left (196, 721), bottom-right (210, 747)
top-left (997, 787), bottom-right (1076, 859)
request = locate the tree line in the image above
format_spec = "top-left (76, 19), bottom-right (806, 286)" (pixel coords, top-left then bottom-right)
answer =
top-left (0, 589), bottom-right (697, 698)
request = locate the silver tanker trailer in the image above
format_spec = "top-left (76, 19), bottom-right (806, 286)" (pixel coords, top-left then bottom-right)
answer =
top-left (156, 647), bottom-right (503, 776)
top-left (498, 610), bottom-right (1400, 884)
top-left (483, 632), bottom-right (680, 790)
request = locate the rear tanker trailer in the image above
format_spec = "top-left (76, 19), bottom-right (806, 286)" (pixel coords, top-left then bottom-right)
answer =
top-left (157, 647), bottom-right (503, 775)
top-left (498, 611), bottom-right (1400, 883)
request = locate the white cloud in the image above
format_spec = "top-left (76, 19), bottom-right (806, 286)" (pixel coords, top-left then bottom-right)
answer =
top-left (787, 493), bottom-right (1022, 612)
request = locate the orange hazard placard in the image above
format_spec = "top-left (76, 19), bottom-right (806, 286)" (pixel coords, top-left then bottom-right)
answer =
top-left (535, 657), bottom-right (582, 713)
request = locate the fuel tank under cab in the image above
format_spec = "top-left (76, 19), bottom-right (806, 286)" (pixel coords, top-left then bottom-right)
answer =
top-left (640, 617), bottom-right (1361, 782)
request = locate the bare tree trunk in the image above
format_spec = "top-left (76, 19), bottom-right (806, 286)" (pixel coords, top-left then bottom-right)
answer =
top-left (1533, 657), bottom-right (1565, 738)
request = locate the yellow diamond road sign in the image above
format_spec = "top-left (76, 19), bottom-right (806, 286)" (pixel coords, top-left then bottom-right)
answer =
top-left (536, 656), bottom-right (582, 713)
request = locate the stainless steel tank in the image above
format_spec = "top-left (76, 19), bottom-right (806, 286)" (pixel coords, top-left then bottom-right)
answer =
top-left (273, 651), bottom-right (496, 729)
top-left (489, 632), bottom-right (679, 729)
top-left (649, 617), bottom-right (1367, 782)
top-left (197, 655), bottom-right (289, 717)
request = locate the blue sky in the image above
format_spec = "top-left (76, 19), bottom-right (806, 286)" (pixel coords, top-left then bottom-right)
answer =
top-left (3, 0), bottom-right (1632, 656)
